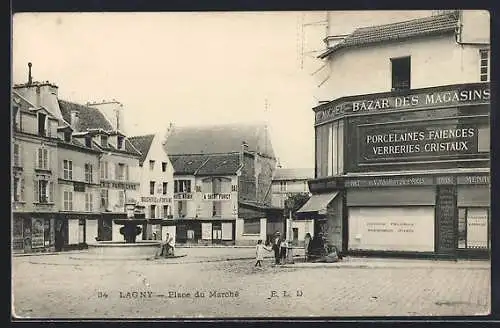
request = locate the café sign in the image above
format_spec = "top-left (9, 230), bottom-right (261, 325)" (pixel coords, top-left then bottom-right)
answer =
top-left (100, 181), bottom-right (138, 190)
top-left (314, 83), bottom-right (490, 125)
top-left (174, 193), bottom-right (193, 200)
top-left (140, 196), bottom-right (172, 203)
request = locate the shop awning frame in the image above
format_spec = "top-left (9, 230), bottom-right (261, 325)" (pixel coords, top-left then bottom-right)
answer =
top-left (296, 191), bottom-right (340, 217)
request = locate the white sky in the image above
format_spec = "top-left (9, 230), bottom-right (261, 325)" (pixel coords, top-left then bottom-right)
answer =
top-left (13, 12), bottom-right (329, 169)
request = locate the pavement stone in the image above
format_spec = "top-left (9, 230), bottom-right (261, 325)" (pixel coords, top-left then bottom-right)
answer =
top-left (12, 248), bottom-right (490, 318)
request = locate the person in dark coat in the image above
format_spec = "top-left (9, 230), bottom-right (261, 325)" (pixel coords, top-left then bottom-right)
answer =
top-left (271, 232), bottom-right (282, 265)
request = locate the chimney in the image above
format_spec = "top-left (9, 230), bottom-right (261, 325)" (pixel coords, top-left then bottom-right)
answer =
top-left (70, 110), bottom-right (80, 131)
top-left (240, 141), bottom-right (248, 166)
top-left (28, 62), bottom-right (33, 85)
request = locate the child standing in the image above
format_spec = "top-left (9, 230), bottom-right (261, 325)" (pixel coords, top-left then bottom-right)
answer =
top-left (255, 240), bottom-right (269, 267)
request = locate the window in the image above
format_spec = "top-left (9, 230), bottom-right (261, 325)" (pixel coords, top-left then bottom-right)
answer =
top-left (85, 136), bottom-right (92, 148)
top-left (34, 180), bottom-right (52, 203)
top-left (64, 131), bottom-right (71, 143)
top-left (149, 160), bottom-right (155, 171)
top-left (118, 190), bottom-right (125, 208)
top-left (63, 191), bottom-right (73, 211)
top-left (85, 192), bottom-right (93, 212)
top-left (13, 176), bottom-right (24, 202)
top-left (150, 181), bottom-right (156, 195)
top-left (100, 161), bottom-right (109, 179)
top-left (478, 126), bottom-right (490, 153)
top-left (391, 56), bottom-right (411, 91)
top-left (315, 120), bottom-right (344, 179)
top-left (174, 180), bottom-right (191, 193)
top-left (458, 208), bottom-right (490, 249)
top-left (162, 182), bottom-right (168, 195)
top-left (37, 148), bottom-right (49, 170)
top-left (243, 219), bottom-right (260, 234)
top-left (177, 200), bottom-right (187, 217)
top-left (116, 163), bottom-right (126, 181)
top-left (212, 202), bottom-right (222, 217)
top-left (150, 205), bottom-right (156, 219)
top-left (163, 205), bottom-right (170, 218)
top-left (13, 143), bottom-right (21, 167)
top-left (280, 181), bottom-right (287, 192)
top-left (85, 164), bottom-right (93, 183)
top-left (63, 160), bottom-right (73, 180)
top-left (117, 136), bottom-right (124, 150)
top-left (38, 113), bottom-right (47, 136)
top-left (100, 189), bottom-right (109, 209)
top-left (480, 49), bottom-right (490, 82)
top-left (162, 162), bottom-right (167, 172)
top-left (101, 135), bottom-right (108, 148)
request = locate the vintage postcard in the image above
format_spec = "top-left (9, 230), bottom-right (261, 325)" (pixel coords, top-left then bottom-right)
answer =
top-left (11, 10), bottom-right (491, 319)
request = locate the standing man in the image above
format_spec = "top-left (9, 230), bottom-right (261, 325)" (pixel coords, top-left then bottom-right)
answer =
top-left (271, 231), bottom-right (282, 265)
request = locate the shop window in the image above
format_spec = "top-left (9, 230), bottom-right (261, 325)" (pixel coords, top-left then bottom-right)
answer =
top-left (391, 56), bottom-right (411, 91)
top-left (162, 162), bottom-right (167, 172)
top-left (175, 180), bottom-right (191, 193)
top-left (63, 160), bottom-right (73, 180)
top-left (150, 181), bottom-right (155, 195)
top-left (457, 208), bottom-right (490, 249)
top-left (149, 160), bottom-right (155, 171)
top-left (243, 219), bottom-right (260, 234)
top-left (162, 182), bottom-right (168, 195)
top-left (480, 49), bottom-right (490, 82)
top-left (85, 163), bottom-right (93, 183)
top-left (38, 113), bottom-right (47, 136)
top-left (63, 191), bottom-right (73, 211)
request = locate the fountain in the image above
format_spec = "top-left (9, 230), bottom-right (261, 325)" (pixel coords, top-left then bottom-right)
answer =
top-left (82, 202), bottom-right (162, 260)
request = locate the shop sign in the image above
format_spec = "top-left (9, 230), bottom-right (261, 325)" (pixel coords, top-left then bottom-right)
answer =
top-left (31, 218), bottom-right (45, 248)
top-left (174, 193), bottom-right (193, 200)
top-left (203, 193), bottom-right (231, 201)
top-left (73, 182), bottom-right (85, 192)
top-left (358, 124), bottom-right (479, 163)
top-left (345, 176), bottom-right (434, 188)
top-left (457, 175), bottom-right (490, 185)
top-left (140, 196), bottom-right (172, 203)
top-left (315, 83), bottom-right (490, 125)
top-left (100, 181), bottom-right (138, 190)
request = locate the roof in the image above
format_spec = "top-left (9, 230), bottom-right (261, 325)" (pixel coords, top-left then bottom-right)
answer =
top-left (318, 12), bottom-right (459, 59)
top-left (129, 134), bottom-right (155, 165)
top-left (57, 137), bottom-right (103, 154)
top-left (169, 153), bottom-right (241, 176)
top-left (58, 99), bottom-right (114, 131)
top-left (165, 123), bottom-right (275, 159)
top-left (273, 168), bottom-right (314, 181)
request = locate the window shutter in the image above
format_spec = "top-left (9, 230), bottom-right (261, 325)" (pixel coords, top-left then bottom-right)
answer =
top-left (46, 149), bottom-right (50, 170)
top-left (126, 165), bottom-right (129, 180)
top-left (48, 181), bottom-right (54, 203)
top-left (115, 163), bottom-right (119, 180)
top-left (20, 176), bottom-right (25, 201)
top-left (35, 150), bottom-right (39, 169)
top-left (34, 179), bottom-right (39, 203)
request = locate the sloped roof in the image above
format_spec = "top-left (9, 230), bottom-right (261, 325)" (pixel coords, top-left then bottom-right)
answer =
top-left (58, 99), bottom-right (114, 131)
top-left (129, 134), bottom-right (155, 165)
top-left (273, 168), bottom-right (314, 181)
top-left (165, 123), bottom-right (275, 159)
top-left (169, 153), bottom-right (241, 176)
top-left (318, 12), bottom-right (459, 59)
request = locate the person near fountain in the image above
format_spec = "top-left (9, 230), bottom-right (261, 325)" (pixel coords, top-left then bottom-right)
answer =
top-left (160, 232), bottom-right (175, 257)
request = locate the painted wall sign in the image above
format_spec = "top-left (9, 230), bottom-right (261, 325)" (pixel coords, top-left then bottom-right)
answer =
top-left (203, 193), bottom-right (231, 201)
top-left (140, 196), bottom-right (172, 203)
top-left (457, 175), bottom-right (490, 185)
top-left (174, 193), bottom-right (193, 200)
top-left (315, 83), bottom-right (490, 125)
top-left (345, 176), bottom-right (434, 188)
top-left (100, 181), bottom-right (138, 190)
top-left (358, 125), bottom-right (479, 163)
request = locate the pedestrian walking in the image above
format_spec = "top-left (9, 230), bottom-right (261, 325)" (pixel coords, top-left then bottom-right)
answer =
top-left (280, 238), bottom-right (288, 264)
top-left (271, 231), bottom-right (282, 265)
top-left (255, 239), bottom-right (270, 268)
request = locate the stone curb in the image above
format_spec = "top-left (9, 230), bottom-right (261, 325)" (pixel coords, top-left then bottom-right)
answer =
top-left (280, 262), bottom-right (491, 270)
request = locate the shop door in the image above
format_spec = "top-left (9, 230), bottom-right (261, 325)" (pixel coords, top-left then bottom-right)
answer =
top-left (212, 223), bottom-right (222, 244)
top-left (54, 219), bottom-right (66, 251)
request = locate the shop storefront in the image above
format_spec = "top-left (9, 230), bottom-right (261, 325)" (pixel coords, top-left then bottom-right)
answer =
top-left (54, 213), bottom-right (101, 250)
top-left (307, 82), bottom-right (490, 259)
top-left (12, 213), bottom-right (55, 253)
top-left (169, 219), bottom-right (236, 245)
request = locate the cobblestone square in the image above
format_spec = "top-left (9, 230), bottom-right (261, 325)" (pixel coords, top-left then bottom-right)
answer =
top-left (12, 248), bottom-right (490, 318)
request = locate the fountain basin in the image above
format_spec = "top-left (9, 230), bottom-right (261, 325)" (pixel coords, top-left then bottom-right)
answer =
top-left (74, 241), bottom-right (162, 260)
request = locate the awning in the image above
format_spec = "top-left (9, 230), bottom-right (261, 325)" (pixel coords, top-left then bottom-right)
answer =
top-left (297, 191), bottom-right (339, 215)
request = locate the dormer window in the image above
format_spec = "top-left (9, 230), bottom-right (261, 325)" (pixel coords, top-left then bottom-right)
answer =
top-left (117, 136), bottom-right (124, 150)
top-left (38, 113), bottom-right (47, 136)
top-left (85, 136), bottom-right (92, 148)
top-left (101, 135), bottom-right (108, 148)
top-left (64, 131), bottom-right (71, 143)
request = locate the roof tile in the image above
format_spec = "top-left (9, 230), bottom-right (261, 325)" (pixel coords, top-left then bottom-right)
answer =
top-left (129, 134), bottom-right (155, 165)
